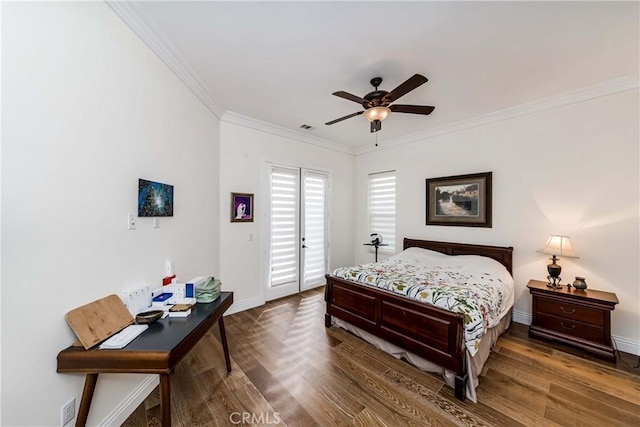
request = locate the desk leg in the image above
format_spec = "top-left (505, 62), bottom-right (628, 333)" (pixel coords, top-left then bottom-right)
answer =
top-left (75, 373), bottom-right (98, 427)
top-left (218, 316), bottom-right (232, 372)
top-left (160, 374), bottom-right (171, 427)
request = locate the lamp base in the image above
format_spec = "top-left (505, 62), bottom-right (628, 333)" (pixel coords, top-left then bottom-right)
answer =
top-left (547, 275), bottom-right (563, 289)
top-left (546, 256), bottom-right (563, 289)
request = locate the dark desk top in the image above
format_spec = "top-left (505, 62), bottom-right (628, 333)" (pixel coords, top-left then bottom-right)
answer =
top-left (57, 291), bottom-right (233, 373)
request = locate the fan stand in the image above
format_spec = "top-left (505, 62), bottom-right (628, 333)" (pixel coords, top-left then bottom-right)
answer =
top-left (370, 77), bottom-right (383, 89)
top-left (363, 242), bottom-right (389, 262)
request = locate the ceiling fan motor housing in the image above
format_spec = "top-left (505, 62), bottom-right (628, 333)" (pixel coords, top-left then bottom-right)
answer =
top-left (364, 90), bottom-right (389, 107)
top-left (364, 77), bottom-right (390, 107)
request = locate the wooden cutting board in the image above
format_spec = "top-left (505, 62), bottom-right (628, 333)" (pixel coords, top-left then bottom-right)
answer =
top-left (65, 294), bottom-right (134, 349)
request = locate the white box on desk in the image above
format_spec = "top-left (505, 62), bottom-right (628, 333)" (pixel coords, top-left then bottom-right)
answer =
top-left (168, 309), bottom-right (191, 318)
top-left (187, 276), bottom-right (207, 288)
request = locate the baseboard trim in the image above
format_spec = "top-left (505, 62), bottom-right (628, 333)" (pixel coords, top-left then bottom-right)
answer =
top-left (512, 309), bottom-right (531, 326)
top-left (225, 295), bottom-right (265, 316)
top-left (97, 374), bottom-right (159, 427)
top-left (612, 335), bottom-right (640, 356)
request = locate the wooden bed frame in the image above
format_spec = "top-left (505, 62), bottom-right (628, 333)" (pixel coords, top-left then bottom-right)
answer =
top-left (324, 238), bottom-right (513, 401)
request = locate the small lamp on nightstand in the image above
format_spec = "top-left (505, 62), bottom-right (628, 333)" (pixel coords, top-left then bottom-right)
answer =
top-left (538, 235), bottom-right (579, 289)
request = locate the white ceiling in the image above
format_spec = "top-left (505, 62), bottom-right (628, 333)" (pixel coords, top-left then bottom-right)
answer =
top-left (118, 1), bottom-right (639, 152)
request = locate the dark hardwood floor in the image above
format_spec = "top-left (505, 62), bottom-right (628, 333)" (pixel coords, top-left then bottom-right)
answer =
top-left (123, 287), bottom-right (640, 426)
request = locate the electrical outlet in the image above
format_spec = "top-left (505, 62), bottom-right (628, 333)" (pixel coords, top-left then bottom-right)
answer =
top-left (128, 213), bottom-right (137, 230)
top-left (60, 398), bottom-right (75, 426)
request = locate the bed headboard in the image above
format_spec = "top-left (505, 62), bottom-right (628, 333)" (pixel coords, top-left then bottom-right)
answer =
top-left (403, 238), bottom-right (514, 275)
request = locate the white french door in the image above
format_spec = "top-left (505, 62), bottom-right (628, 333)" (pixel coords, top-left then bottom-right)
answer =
top-left (301, 170), bottom-right (329, 290)
top-left (266, 164), bottom-right (328, 301)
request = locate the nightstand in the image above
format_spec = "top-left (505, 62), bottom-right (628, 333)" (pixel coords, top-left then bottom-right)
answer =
top-left (527, 279), bottom-right (619, 362)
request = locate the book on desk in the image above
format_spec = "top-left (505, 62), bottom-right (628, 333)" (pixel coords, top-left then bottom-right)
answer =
top-left (168, 303), bottom-right (193, 317)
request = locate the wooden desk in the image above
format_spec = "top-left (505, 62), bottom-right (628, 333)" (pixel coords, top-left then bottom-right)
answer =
top-left (57, 291), bottom-right (233, 427)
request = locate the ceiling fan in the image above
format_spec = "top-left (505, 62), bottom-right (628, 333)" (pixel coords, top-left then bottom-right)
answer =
top-left (325, 74), bottom-right (435, 133)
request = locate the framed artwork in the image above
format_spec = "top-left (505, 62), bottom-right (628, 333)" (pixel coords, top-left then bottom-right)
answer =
top-left (138, 179), bottom-right (174, 217)
top-left (231, 192), bottom-right (254, 222)
top-left (426, 172), bottom-right (492, 227)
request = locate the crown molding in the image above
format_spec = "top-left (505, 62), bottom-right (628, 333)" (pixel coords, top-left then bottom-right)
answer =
top-left (102, 1), bottom-right (639, 157)
top-left (221, 111), bottom-right (356, 155)
top-left (106, 1), bottom-right (352, 154)
top-left (105, 1), bottom-right (225, 119)
top-left (356, 77), bottom-right (640, 155)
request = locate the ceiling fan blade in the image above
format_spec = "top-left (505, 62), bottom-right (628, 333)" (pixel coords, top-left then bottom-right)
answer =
top-left (384, 74), bottom-right (428, 103)
top-left (332, 91), bottom-right (367, 105)
top-left (325, 110), bottom-right (364, 125)
top-left (389, 104), bottom-right (435, 115)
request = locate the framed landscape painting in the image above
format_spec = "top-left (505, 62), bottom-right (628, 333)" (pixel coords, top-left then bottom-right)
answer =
top-left (426, 172), bottom-right (492, 227)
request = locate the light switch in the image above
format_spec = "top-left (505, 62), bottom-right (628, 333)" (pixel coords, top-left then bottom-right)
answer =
top-left (153, 218), bottom-right (159, 228)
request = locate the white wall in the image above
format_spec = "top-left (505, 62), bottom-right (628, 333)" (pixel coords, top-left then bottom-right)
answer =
top-left (219, 120), bottom-right (355, 310)
top-left (354, 89), bottom-right (639, 353)
top-left (1, 3), bottom-right (219, 426)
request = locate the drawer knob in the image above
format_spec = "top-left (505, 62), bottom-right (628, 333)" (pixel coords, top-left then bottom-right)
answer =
top-left (560, 321), bottom-right (576, 331)
top-left (560, 306), bottom-right (576, 315)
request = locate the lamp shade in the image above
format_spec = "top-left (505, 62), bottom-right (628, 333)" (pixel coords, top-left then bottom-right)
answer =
top-left (539, 235), bottom-right (579, 258)
top-left (363, 106), bottom-right (390, 122)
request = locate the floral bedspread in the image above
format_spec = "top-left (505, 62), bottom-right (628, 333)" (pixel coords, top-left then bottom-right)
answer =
top-left (332, 258), bottom-right (510, 356)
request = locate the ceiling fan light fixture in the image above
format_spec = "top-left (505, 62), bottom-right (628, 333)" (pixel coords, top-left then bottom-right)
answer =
top-left (363, 106), bottom-right (391, 122)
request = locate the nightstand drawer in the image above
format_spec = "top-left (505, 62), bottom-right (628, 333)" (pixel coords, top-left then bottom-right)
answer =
top-left (537, 313), bottom-right (605, 344)
top-left (537, 298), bottom-right (604, 327)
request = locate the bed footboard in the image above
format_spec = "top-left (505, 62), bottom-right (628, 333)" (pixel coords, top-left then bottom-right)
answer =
top-left (325, 274), bottom-right (467, 400)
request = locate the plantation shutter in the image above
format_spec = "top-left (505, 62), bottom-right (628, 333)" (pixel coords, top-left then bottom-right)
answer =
top-left (368, 171), bottom-right (396, 253)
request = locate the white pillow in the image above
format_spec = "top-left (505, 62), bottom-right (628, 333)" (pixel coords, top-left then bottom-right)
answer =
top-left (389, 247), bottom-right (449, 262)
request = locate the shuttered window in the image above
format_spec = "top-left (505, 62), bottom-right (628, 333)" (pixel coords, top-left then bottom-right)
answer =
top-left (368, 171), bottom-right (396, 253)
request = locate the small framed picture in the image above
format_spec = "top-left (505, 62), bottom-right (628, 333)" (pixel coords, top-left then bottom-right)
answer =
top-left (231, 193), bottom-right (254, 222)
top-left (426, 172), bottom-right (492, 227)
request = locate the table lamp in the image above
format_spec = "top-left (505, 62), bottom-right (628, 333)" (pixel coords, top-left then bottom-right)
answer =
top-left (538, 235), bottom-right (579, 289)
